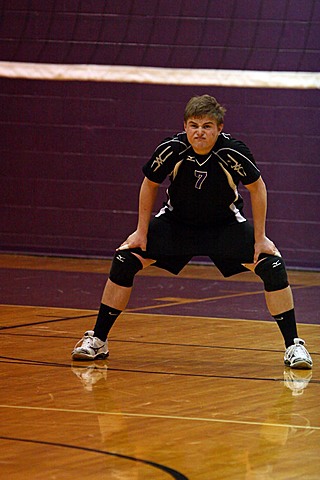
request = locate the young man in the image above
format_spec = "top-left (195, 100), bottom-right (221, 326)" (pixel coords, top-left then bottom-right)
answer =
top-left (72, 94), bottom-right (312, 369)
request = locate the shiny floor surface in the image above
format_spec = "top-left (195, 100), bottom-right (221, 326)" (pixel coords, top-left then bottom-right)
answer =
top-left (1, 254), bottom-right (319, 479)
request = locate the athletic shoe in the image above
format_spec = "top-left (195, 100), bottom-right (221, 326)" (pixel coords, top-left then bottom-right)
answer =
top-left (72, 330), bottom-right (109, 360)
top-left (71, 362), bottom-right (108, 391)
top-left (284, 338), bottom-right (312, 369)
top-left (283, 369), bottom-right (313, 396)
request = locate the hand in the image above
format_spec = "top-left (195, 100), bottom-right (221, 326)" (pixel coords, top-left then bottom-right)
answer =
top-left (116, 230), bottom-right (147, 252)
top-left (254, 236), bottom-right (280, 263)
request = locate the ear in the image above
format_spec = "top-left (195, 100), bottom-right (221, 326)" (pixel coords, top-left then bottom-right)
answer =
top-left (218, 123), bottom-right (224, 133)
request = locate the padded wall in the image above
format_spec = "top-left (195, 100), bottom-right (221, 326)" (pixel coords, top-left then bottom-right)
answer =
top-left (0, 1), bottom-right (319, 269)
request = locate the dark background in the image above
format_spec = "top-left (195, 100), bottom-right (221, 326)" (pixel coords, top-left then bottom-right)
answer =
top-left (0, 0), bottom-right (319, 269)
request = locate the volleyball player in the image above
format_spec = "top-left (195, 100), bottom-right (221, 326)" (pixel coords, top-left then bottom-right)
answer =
top-left (72, 94), bottom-right (312, 370)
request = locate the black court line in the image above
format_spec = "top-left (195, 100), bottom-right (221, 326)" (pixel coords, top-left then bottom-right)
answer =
top-left (1, 355), bottom-right (319, 384)
top-left (0, 330), bottom-right (285, 352)
top-left (0, 313), bottom-right (96, 330)
top-left (2, 330), bottom-right (320, 358)
top-left (0, 308), bottom-right (288, 331)
top-left (0, 436), bottom-right (189, 480)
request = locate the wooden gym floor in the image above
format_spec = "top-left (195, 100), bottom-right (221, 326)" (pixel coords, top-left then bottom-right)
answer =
top-left (0, 254), bottom-right (319, 479)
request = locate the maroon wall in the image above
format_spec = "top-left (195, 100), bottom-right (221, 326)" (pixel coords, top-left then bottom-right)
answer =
top-left (1, 1), bottom-right (319, 269)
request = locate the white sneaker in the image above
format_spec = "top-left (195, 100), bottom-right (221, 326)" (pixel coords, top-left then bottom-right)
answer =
top-left (284, 338), bottom-right (312, 369)
top-left (283, 369), bottom-right (313, 396)
top-left (72, 330), bottom-right (109, 360)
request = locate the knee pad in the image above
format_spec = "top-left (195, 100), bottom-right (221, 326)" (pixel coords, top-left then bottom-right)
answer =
top-left (254, 254), bottom-right (289, 292)
top-left (109, 250), bottom-right (143, 287)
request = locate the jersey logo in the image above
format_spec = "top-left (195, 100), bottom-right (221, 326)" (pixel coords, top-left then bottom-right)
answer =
top-left (221, 133), bottom-right (231, 140)
top-left (227, 154), bottom-right (247, 177)
top-left (272, 260), bottom-right (282, 268)
top-left (151, 146), bottom-right (173, 171)
top-left (186, 155), bottom-right (196, 162)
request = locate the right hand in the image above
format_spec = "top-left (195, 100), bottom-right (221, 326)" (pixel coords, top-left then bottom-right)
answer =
top-left (116, 230), bottom-right (147, 252)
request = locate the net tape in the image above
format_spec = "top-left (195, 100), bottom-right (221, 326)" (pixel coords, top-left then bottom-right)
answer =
top-left (0, 61), bottom-right (319, 89)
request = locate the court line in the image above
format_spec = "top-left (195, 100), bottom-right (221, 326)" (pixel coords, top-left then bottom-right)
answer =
top-left (127, 289), bottom-right (265, 312)
top-left (126, 283), bottom-right (320, 313)
top-left (0, 355), bottom-right (290, 381)
top-left (0, 310), bottom-right (96, 330)
top-left (127, 310), bottom-right (320, 327)
top-left (0, 436), bottom-right (188, 480)
top-left (1, 281), bottom-right (316, 320)
top-left (1, 303), bottom-right (319, 328)
top-left (0, 304), bottom-right (96, 313)
top-left (0, 404), bottom-right (319, 431)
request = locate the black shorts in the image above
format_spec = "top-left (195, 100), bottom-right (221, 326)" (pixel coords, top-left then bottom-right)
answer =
top-left (131, 212), bottom-right (255, 277)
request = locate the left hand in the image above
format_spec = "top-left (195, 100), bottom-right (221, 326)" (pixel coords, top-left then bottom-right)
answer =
top-left (254, 236), bottom-right (280, 263)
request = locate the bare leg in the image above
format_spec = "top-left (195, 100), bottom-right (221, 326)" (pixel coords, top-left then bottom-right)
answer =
top-left (264, 286), bottom-right (294, 316)
top-left (101, 279), bottom-right (132, 311)
top-left (243, 262), bottom-right (294, 316)
top-left (101, 253), bottom-right (155, 310)
top-left (72, 255), bottom-right (156, 358)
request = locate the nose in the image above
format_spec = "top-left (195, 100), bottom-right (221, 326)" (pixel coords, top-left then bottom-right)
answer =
top-left (196, 127), bottom-right (205, 136)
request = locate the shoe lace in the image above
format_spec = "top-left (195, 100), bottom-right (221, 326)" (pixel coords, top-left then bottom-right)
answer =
top-left (74, 334), bottom-right (94, 350)
top-left (291, 343), bottom-right (308, 359)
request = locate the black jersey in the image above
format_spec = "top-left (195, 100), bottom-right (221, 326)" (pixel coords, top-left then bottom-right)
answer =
top-left (142, 132), bottom-right (261, 227)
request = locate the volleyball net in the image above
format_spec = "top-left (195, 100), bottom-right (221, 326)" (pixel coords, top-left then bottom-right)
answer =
top-left (0, 61), bottom-right (319, 89)
top-left (0, 1), bottom-right (319, 90)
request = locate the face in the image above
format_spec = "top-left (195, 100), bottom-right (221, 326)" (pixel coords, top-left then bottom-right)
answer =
top-left (184, 116), bottom-right (223, 154)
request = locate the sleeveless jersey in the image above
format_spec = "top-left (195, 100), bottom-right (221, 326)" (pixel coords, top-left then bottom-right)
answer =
top-left (142, 132), bottom-right (261, 227)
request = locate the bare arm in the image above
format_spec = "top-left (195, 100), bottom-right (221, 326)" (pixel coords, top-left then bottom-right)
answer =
top-left (244, 177), bottom-right (277, 263)
top-left (117, 177), bottom-right (160, 251)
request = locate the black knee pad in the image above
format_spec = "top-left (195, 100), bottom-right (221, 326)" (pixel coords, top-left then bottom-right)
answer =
top-left (109, 250), bottom-right (143, 287)
top-left (254, 254), bottom-right (289, 292)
